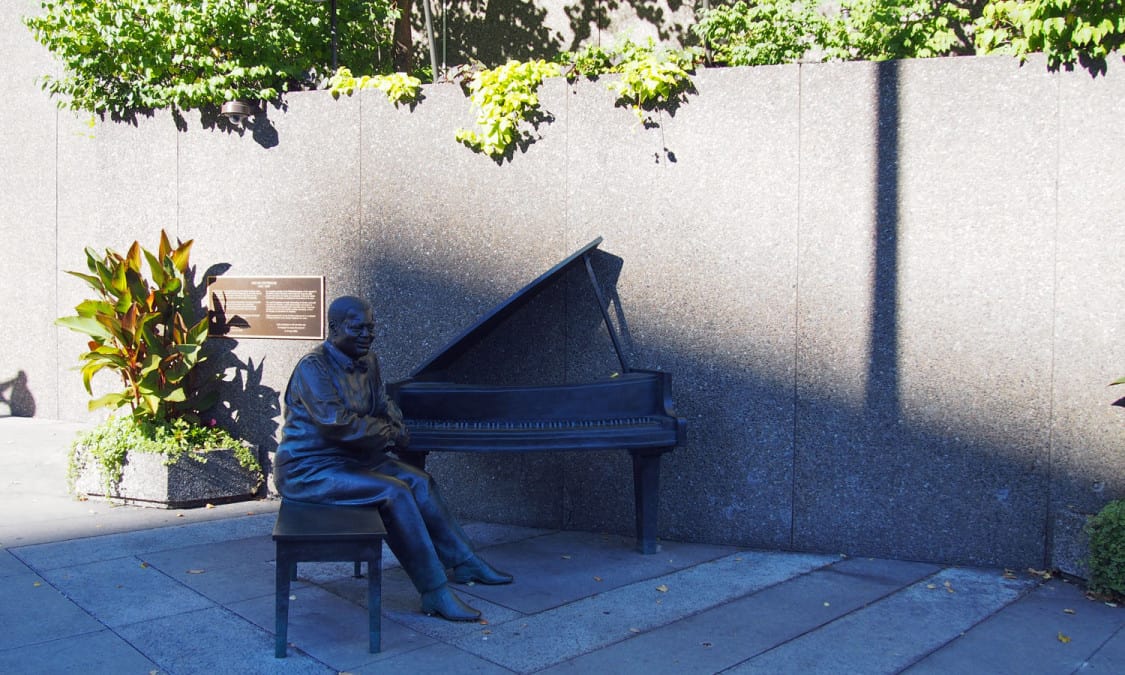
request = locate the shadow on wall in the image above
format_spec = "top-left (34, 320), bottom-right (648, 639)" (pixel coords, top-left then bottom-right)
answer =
top-left (0, 370), bottom-right (36, 417)
top-left (425, 0), bottom-right (694, 66)
top-left (309, 232), bottom-right (1093, 570)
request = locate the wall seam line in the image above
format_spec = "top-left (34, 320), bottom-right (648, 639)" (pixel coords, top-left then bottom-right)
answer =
top-left (790, 63), bottom-right (803, 551)
top-left (1043, 68), bottom-right (1063, 570)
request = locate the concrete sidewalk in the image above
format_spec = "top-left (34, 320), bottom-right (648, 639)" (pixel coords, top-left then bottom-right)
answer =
top-left (1, 417), bottom-right (1122, 674)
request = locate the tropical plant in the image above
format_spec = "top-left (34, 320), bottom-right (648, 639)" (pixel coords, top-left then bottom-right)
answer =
top-left (23, 0), bottom-right (398, 118)
top-left (56, 230), bottom-right (219, 424)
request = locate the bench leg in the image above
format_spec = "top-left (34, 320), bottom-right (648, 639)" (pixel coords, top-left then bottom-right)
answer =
top-left (275, 552), bottom-right (292, 658)
top-left (631, 449), bottom-right (664, 554)
top-left (367, 552), bottom-right (382, 653)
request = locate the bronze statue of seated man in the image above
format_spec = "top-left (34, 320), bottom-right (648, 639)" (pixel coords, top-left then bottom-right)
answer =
top-left (274, 295), bottom-right (512, 621)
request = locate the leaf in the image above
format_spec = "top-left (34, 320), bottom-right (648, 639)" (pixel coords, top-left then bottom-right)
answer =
top-left (656, 584), bottom-right (669, 592)
top-left (186, 569), bottom-right (206, 575)
top-left (1063, 608), bottom-right (1076, 614)
top-left (1058, 632), bottom-right (1071, 644)
top-left (594, 576), bottom-right (603, 582)
top-left (139, 561), bottom-right (149, 569)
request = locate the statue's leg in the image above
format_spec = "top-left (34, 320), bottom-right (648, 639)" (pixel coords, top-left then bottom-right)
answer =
top-left (374, 457), bottom-right (475, 568)
top-left (330, 469), bottom-right (449, 594)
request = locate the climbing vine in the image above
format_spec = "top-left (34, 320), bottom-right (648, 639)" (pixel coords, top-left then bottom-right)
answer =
top-left (328, 68), bottom-right (422, 107)
top-left (454, 59), bottom-right (562, 159)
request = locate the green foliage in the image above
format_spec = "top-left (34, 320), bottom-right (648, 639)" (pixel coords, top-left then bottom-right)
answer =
top-left (693, 0), bottom-right (827, 66)
top-left (691, 1), bottom-right (1122, 70)
top-left (24, 0), bottom-right (398, 118)
top-left (455, 59), bottom-right (562, 158)
top-left (975, 1), bottom-right (1125, 69)
top-left (607, 40), bottom-right (699, 123)
top-left (56, 230), bottom-right (219, 424)
top-left (1086, 499), bottom-right (1125, 598)
top-left (562, 40), bottom-right (701, 124)
top-left (825, 0), bottom-right (978, 61)
top-left (328, 67), bottom-right (422, 106)
top-left (69, 415), bottom-right (261, 496)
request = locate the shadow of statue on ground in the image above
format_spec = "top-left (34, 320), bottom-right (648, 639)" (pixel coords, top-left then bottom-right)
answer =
top-left (0, 370), bottom-right (36, 417)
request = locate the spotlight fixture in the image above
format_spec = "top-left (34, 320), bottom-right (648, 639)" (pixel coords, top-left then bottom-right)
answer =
top-left (219, 100), bottom-right (256, 126)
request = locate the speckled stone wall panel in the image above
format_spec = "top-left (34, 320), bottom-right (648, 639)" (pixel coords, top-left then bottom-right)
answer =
top-left (1049, 63), bottom-right (1125, 569)
top-left (53, 110), bottom-right (180, 424)
top-left (794, 56), bottom-right (1059, 567)
top-left (176, 91), bottom-right (365, 449)
top-left (1, 1), bottom-right (61, 418)
top-left (561, 65), bottom-right (802, 548)
top-left (356, 79), bottom-right (572, 526)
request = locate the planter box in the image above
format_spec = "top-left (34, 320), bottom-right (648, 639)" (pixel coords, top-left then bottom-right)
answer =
top-left (72, 446), bottom-right (264, 509)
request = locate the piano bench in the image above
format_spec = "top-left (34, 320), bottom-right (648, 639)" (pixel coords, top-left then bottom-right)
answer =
top-left (272, 500), bottom-right (386, 658)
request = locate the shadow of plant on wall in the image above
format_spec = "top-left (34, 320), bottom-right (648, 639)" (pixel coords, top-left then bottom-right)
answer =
top-left (563, 0), bottom-right (694, 51)
top-left (0, 370), bottom-right (36, 418)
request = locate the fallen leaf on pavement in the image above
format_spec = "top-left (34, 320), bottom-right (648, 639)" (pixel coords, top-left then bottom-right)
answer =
top-left (1064, 608), bottom-right (1076, 615)
top-left (186, 569), bottom-right (206, 575)
top-left (629, 628), bottom-right (640, 634)
top-left (1058, 632), bottom-right (1071, 644)
top-left (594, 576), bottom-right (603, 582)
top-left (656, 584), bottom-right (669, 592)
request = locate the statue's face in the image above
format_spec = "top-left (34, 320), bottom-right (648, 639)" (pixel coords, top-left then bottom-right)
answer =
top-left (330, 303), bottom-right (375, 360)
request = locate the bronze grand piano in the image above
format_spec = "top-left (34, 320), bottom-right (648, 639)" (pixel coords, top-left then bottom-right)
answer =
top-left (387, 237), bottom-right (686, 553)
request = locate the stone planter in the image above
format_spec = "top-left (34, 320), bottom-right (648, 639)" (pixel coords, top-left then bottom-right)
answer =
top-left (72, 445), bottom-right (264, 509)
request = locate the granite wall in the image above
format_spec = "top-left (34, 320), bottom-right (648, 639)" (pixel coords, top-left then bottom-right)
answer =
top-left (3, 1), bottom-right (1123, 570)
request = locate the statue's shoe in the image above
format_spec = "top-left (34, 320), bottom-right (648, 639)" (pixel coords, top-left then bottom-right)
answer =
top-left (421, 586), bottom-right (481, 622)
top-left (452, 555), bottom-right (514, 585)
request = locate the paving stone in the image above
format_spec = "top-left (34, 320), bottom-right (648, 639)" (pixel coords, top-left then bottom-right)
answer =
top-left (0, 629), bottom-right (158, 674)
top-left (543, 557), bottom-right (941, 673)
top-left (449, 550), bottom-right (837, 672)
top-left (724, 566), bottom-right (1040, 673)
top-left (905, 578), bottom-right (1125, 674)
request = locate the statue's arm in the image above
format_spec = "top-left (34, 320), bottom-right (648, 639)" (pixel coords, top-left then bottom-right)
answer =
top-left (290, 358), bottom-right (397, 449)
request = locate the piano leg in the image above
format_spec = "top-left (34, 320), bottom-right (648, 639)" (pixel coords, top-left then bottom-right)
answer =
top-left (393, 449), bottom-right (430, 471)
top-left (630, 449), bottom-right (665, 554)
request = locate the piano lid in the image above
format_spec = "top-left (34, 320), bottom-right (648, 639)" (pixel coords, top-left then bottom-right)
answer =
top-left (409, 237), bottom-right (604, 378)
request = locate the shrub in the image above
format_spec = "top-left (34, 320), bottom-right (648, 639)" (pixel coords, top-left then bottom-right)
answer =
top-left (1086, 499), bottom-right (1125, 598)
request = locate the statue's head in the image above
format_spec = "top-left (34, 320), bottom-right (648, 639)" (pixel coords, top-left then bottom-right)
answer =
top-left (327, 296), bottom-right (375, 360)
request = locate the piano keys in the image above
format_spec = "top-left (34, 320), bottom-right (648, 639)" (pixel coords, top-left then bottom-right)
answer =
top-left (387, 237), bottom-right (686, 553)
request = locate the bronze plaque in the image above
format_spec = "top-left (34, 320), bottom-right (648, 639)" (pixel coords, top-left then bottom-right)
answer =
top-left (208, 276), bottom-right (325, 340)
